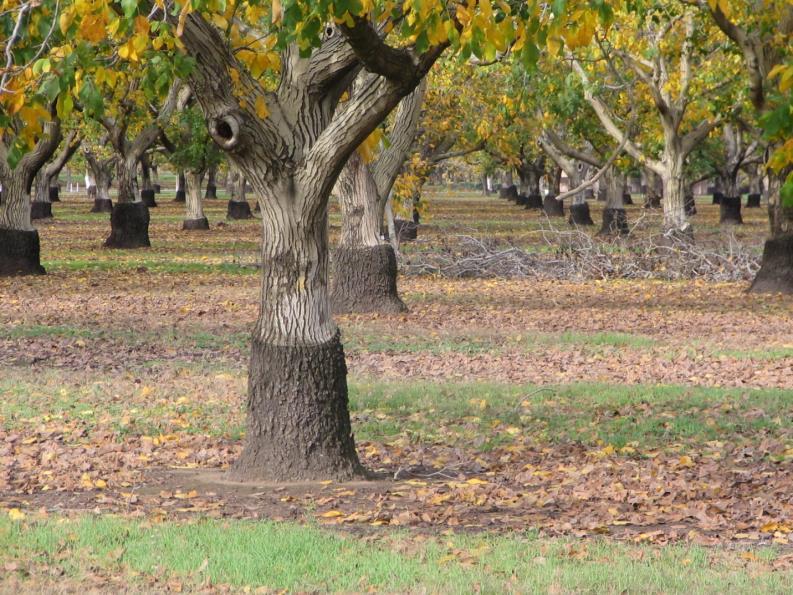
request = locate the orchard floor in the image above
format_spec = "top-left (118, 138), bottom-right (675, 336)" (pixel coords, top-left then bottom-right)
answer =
top-left (1, 188), bottom-right (792, 592)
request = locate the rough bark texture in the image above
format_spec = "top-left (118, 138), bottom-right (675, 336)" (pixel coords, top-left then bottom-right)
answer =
top-left (749, 234), bottom-right (793, 294)
top-left (600, 208), bottom-right (629, 235)
top-left (499, 185), bottom-right (518, 201)
top-left (90, 198), bottom-right (113, 213)
top-left (174, 172), bottom-right (186, 202)
top-left (229, 332), bottom-right (364, 481)
top-left (568, 202), bottom-right (594, 225)
top-left (623, 192), bottom-right (634, 205)
top-left (104, 202), bottom-right (151, 248)
top-left (747, 193), bottom-right (761, 208)
top-left (227, 200), bottom-right (253, 219)
top-left (685, 192), bottom-right (697, 216)
top-left (395, 218), bottom-right (418, 241)
top-left (30, 201), bottom-right (52, 220)
top-left (543, 196), bottom-right (564, 217)
top-left (0, 229), bottom-right (45, 276)
top-left (177, 10), bottom-right (445, 480)
top-left (712, 191), bottom-right (723, 205)
top-left (720, 196), bottom-right (743, 224)
top-left (525, 194), bottom-right (543, 209)
top-left (141, 189), bottom-right (157, 207)
top-left (331, 245), bottom-right (406, 314)
top-left (49, 186), bottom-right (59, 202)
top-left (184, 171), bottom-right (207, 227)
top-left (182, 217), bottom-right (210, 230)
top-left (205, 166), bottom-right (218, 198)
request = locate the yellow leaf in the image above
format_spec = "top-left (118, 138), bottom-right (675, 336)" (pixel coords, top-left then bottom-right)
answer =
top-left (7, 508), bottom-right (25, 521)
top-left (272, 0), bottom-right (282, 24)
top-left (320, 510), bottom-right (344, 518)
top-left (466, 478), bottom-right (488, 485)
top-left (94, 479), bottom-right (107, 489)
top-left (678, 455), bottom-right (694, 467)
top-left (59, 8), bottom-right (75, 34)
top-left (255, 95), bottom-right (269, 119)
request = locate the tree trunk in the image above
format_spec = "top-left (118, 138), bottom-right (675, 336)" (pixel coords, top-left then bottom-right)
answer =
top-left (31, 172), bottom-right (54, 220)
top-left (227, 168), bottom-right (253, 219)
top-left (229, 174), bottom-right (363, 481)
top-left (751, 173), bottom-right (793, 293)
top-left (0, 175), bottom-right (44, 275)
top-left (139, 154), bottom-right (157, 207)
top-left (661, 152), bottom-right (690, 235)
top-left (205, 165), bottom-right (218, 199)
top-left (331, 152), bottom-right (406, 314)
top-left (183, 171), bottom-right (209, 230)
top-left (104, 159), bottom-right (150, 248)
top-left (174, 170), bottom-right (186, 202)
top-left (600, 169), bottom-right (628, 235)
top-left (644, 169), bottom-right (662, 209)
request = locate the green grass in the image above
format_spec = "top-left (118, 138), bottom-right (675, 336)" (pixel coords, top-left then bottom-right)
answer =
top-left (41, 258), bottom-right (258, 275)
top-left (1, 373), bottom-right (790, 454)
top-left (1, 515), bottom-right (790, 593)
top-left (712, 347), bottom-right (793, 361)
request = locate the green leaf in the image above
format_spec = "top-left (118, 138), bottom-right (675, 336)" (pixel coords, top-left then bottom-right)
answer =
top-left (121, 0), bottom-right (137, 19)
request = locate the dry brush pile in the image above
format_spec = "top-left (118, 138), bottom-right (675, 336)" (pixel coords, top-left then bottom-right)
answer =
top-left (401, 219), bottom-right (761, 282)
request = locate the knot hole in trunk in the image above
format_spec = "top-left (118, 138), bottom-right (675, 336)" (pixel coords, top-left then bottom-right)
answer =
top-left (211, 115), bottom-right (241, 151)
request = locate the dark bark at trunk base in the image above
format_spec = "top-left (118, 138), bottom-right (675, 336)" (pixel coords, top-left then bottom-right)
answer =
top-left (499, 185), bottom-right (518, 201)
top-left (49, 187), bottom-right (60, 202)
top-left (330, 245), bottom-right (407, 314)
top-left (254, 201), bottom-right (261, 213)
top-left (182, 217), bottom-right (210, 230)
top-left (30, 202), bottom-right (53, 220)
top-left (750, 234), bottom-right (793, 294)
top-left (227, 200), bottom-right (253, 220)
top-left (141, 189), bottom-right (157, 208)
top-left (153, 184), bottom-right (162, 193)
top-left (205, 184), bottom-right (217, 199)
top-left (0, 229), bottom-right (46, 276)
top-left (543, 196), bottom-right (564, 217)
top-left (394, 219), bottom-right (418, 241)
top-left (599, 208), bottom-right (629, 235)
top-left (524, 194), bottom-right (543, 210)
top-left (712, 192), bottom-right (723, 205)
top-left (685, 194), bottom-right (697, 216)
top-left (747, 194), bottom-right (761, 208)
top-left (104, 202), bottom-right (151, 249)
top-left (644, 195), bottom-right (661, 209)
top-left (719, 196), bottom-right (743, 224)
top-left (90, 198), bottom-right (113, 213)
top-left (568, 202), bottom-right (594, 225)
top-left (623, 193), bottom-right (634, 206)
top-left (173, 190), bottom-right (186, 203)
top-left (228, 332), bottom-right (364, 482)
top-left (516, 194), bottom-right (529, 206)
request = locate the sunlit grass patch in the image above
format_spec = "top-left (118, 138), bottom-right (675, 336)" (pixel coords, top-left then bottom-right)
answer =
top-left (0, 515), bottom-right (790, 593)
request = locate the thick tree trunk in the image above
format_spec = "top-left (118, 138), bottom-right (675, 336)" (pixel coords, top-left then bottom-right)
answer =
top-left (174, 171), bottom-right (186, 202)
top-left (661, 154), bottom-right (690, 235)
top-left (205, 165), bottom-right (218, 199)
top-left (183, 171), bottom-right (209, 230)
top-left (229, 176), bottom-right (363, 481)
top-left (31, 172), bottom-right (54, 220)
top-left (644, 169), bottom-right (662, 209)
top-left (331, 153), bottom-right (405, 314)
top-left (105, 160), bottom-right (150, 248)
top-left (227, 169), bottom-right (253, 219)
top-left (600, 169), bottom-right (628, 235)
top-left (139, 154), bottom-right (157, 207)
top-left (751, 174), bottom-right (793, 293)
top-left (0, 176), bottom-right (44, 275)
